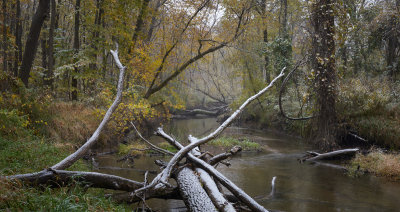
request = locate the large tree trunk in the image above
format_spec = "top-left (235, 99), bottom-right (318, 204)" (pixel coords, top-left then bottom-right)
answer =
top-left (71, 0), bottom-right (80, 101)
top-left (311, 0), bottom-right (337, 149)
top-left (19, 0), bottom-right (50, 87)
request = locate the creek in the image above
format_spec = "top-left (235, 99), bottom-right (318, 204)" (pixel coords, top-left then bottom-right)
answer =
top-left (93, 118), bottom-right (400, 212)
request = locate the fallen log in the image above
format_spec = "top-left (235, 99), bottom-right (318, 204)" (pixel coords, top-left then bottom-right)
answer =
top-left (176, 167), bottom-right (218, 212)
top-left (111, 187), bottom-right (181, 204)
top-left (7, 169), bottom-right (143, 192)
top-left (156, 128), bottom-right (268, 212)
top-left (302, 148), bottom-right (359, 162)
top-left (196, 168), bottom-right (236, 212)
top-left (188, 136), bottom-right (235, 212)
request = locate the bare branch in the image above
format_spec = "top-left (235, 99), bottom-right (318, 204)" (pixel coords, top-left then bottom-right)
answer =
top-left (209, 146), bottom-right (242, 165)
top-left (130, 122), bottom-right (175, 156)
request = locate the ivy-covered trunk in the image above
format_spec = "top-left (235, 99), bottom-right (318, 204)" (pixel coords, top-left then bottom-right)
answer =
top-left (311, 0), bottom-right (337, 149)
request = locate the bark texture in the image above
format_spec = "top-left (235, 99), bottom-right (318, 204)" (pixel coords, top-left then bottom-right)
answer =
top-left (176, 167), bottom-right (218, 212)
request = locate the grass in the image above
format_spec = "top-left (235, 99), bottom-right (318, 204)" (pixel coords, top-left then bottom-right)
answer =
top-left (0, 133), bottom-right (133, 211)
top-left (349, 149), bottom-right (400, 181)
top-left (209, 137), bottom-right (261, 151)
top-left (46, 102), bottom-right (104, 146)
top-left (0, 179), bottom-right (132, 211)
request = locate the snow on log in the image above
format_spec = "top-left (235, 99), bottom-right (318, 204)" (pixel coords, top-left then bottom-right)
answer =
top-left (196, 168), bottom-right (236, 212)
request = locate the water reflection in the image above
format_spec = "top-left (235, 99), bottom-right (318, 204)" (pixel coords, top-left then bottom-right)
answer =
top-left (95, 118), bottom-right (400, 211)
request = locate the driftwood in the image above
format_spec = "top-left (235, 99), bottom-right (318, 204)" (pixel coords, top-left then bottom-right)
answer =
top-left (301, 148), bottom-right (359, 162)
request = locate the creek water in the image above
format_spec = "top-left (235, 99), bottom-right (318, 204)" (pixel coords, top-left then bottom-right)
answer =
top-left (94, 118), bottom-right (400, 212)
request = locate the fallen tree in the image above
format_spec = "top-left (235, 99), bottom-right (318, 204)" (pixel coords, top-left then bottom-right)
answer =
top-left (2, 44), bottom-right (286, 211)
top-left (300, 148), bottom-right (359, 162)
top-left (172, 105), bottom-right (229, 118)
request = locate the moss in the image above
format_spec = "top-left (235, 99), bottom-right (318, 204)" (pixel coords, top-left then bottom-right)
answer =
top-left (158, 142), bottom-right (178, 153)
top-left (210, 137), bottom-right (261, 151)
top-left (348, 150), bottom-right (400, 181)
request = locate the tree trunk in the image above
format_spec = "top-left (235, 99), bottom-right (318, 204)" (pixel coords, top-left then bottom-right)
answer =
top-left (40, 21), bottom-right (48, 78)
top-left (13, 0), bottom-right (22, 77)
top-left (71, 0), bottom-right (80, 101)
top-left (258, 0), bottom-right (270, 83)
top-left (44, 0), bottom-right (56, 88)
top-left (311, 0), bottom-right (337, 149)
top-left (19, 0), bottom-right (50, 87)
top-left (280, 0), bottom-right (288, 36)
top-left (2, 0), bottom-right (7, 73)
